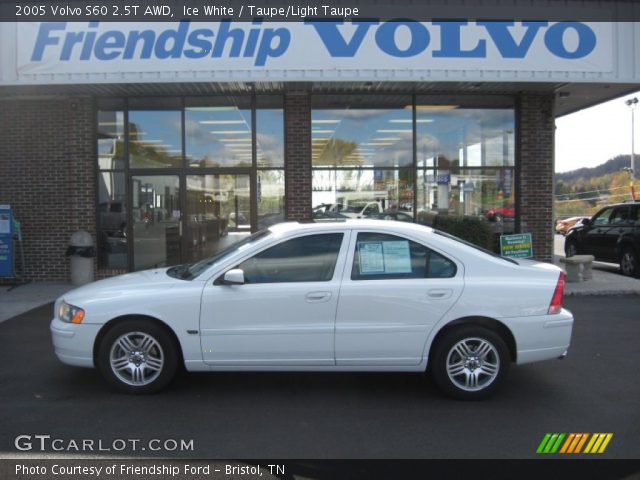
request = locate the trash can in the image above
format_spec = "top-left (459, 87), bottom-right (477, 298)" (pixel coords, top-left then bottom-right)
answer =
top-left (66, 230), bottom-right (95, 286)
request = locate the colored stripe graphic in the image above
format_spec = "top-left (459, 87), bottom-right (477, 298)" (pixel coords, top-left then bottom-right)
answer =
top-left (537, 433), bottom-right (565, 454)
top-left (538, 433), bottom-right (613, 454)
top-left (584, 433), bottom-right (613, 454)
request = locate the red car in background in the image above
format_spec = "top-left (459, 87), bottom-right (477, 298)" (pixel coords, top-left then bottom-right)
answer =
top-left (485, 205), bottom-right (515, 222)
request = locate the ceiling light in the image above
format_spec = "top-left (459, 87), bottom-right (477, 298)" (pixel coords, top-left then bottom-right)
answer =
top-left (200, 120), bottom-right (246, 125)
top-left (376, 129), bottom-right (412, 133)
top-left (210, 130), bottom-right (249, 134)
top-left (414, 105), bottom-right (458, 111)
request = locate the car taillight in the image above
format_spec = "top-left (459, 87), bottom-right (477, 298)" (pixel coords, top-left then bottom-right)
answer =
top-left (548, 272), bottom-right (566, 314)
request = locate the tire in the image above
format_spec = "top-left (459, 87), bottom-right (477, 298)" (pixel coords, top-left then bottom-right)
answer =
top-left (96, 319), bottom-right (179, 394)
top-left (430, 325), bottom-right (510, 400)
top-left (564, 239), bottom-right (578, 258)
top-left (619, 246), bottom-right (639, 278)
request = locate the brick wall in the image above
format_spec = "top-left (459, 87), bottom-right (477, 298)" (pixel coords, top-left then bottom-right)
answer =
top-left (0, 97), bottom-right (95, 282)
top-left (284, 90), bottom-right (312, 221)
top-left (516, 93), bottom-right (555, 262)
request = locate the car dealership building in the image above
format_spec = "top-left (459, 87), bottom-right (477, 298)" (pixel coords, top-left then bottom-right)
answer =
top-left (1, 16), bottom-right (640, 281)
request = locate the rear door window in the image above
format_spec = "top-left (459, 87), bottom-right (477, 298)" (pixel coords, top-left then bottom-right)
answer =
top-left (351, 232), bottom-right (456, 280)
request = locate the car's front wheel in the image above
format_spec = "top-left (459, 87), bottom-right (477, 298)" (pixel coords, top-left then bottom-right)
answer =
top-left (431, 326), bottom-right (510, 400)
top-left (620, 246), bottom-right (639, 278)
top-left (97, 319), bottom-right (179, 394)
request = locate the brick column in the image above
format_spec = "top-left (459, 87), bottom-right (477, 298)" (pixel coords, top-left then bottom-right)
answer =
top-left (284, 90), bottom-right (312, 221)
top-left (0, 97), bottom-right (95, 282)
top-left (516, 93), bottom-right (555, 262)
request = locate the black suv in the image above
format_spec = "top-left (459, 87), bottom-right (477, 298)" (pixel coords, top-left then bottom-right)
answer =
top-left (564, 201), bottom-right (640, 277)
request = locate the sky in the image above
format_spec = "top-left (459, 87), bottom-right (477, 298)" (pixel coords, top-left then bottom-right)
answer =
top-left (555, 89), bottom-right (640, 173)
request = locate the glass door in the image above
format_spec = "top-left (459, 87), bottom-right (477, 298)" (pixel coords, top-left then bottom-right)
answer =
top-left (185, 173), bottom-right (252, 264)
top-left (131, 175), bottom-right (181, 270)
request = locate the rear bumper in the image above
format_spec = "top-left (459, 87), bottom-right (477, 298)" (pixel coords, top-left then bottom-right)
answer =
top-left (50, 317), bottom-right (101, 368)
top-left (502, 308), bottom-right (574, 365)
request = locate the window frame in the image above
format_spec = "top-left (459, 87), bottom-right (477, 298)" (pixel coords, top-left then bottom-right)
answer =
top-left (348, 230), bottom-right (458, 281)
top-left (220, 231), bottom-right (348, 285)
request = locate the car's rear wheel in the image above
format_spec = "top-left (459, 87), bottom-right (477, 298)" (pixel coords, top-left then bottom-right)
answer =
top-left (97, 319), bottom-right (179, 394)
top-left (619, 246), bottom-right (639, 278)
top-left (431, 326), bottom-right (510, 400)
top-left (565, 240), bottom-right (578, 258)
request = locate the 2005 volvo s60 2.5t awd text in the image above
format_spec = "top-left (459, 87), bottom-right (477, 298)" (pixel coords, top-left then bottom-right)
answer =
top-left (51, 220), bottom-right (573, 399)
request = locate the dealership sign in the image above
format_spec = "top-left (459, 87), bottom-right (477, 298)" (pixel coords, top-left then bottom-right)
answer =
top-left (15, 21), bottom-right (613, 76)
top-left (500, 233), bottom-right (533, 259)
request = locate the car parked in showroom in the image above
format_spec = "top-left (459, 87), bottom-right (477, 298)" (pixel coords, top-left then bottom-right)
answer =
top-left (564, 201), bottom-right (640, 277)
top-left (51, 220), bottom-right (573, 400)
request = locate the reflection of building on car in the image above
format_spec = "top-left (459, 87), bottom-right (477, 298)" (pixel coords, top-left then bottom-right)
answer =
top-left (564, 201), bottom-right (640, 277)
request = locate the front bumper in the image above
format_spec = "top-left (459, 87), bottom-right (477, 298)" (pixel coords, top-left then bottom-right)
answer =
top-left (503, 308), bottom-right (574, 365)
top-left (50, 317), bottom-right (102, 368)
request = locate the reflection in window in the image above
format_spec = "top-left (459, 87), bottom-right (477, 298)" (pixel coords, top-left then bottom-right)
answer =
top-left (311, 103), bottom-right (413, 168)
top-left (97, 111), bottom-right (125, 170)
top-left (257, 97), bottom-right (284, 168)
top-left (258, 170), bottom-right (285, 228)
top-left (240, 233), bottom-right (343, 283)
top-left (416, 106), bottom-right (514, 169)
top-left (417, 168), bottom-right (515, 234)
top-left (312, 169), bottom-right (414, 217)
top-left (129, 111), bottom-right (183, 168)
top-left (185, 105), bottom-right (253, 168)
top-left (97, 171), bottom-right (127, 269)
top-left (132, 175), bottom-right (181, 270)
top-left (351, 232), bottom-right (456, 280)
top-left (185, 174), bottom-right (251, 262)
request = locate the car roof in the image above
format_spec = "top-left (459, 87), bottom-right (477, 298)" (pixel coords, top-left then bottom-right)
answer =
top-left (268, 219), bottom-right (434, 236)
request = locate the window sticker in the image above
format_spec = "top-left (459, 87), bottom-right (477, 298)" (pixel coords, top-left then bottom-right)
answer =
top-left (358, 242), bottom-right (385, 274)
top-left (382, 241), bottom-right (411, 273)
top-left (358, 240), bottom-right (412, 275)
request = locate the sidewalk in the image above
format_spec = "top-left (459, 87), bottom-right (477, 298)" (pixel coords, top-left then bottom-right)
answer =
top-left (0, 282), bottom-right (73, 323)
top-left (553, 234), bottom-right (640, 296)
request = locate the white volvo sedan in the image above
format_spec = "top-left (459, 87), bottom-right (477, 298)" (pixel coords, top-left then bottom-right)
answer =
top-left (51, 220), bottom-right (573, 399)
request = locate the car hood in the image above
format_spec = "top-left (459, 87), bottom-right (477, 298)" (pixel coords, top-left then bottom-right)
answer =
top-left (61, 268), bottom-right (183, 304)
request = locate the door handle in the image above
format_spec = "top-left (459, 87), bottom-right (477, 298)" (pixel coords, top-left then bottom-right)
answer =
top-left (428, 289), bottom-right (453, 299)
top-left (306, 291), bottom-right (332, 303)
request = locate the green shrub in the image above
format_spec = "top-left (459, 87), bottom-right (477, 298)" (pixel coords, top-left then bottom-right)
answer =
top-left (429, 215), bottom-right (494, 251)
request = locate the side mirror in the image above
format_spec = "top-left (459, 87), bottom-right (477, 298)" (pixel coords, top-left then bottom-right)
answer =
top-left (222, 269), bottom-right (245, 285)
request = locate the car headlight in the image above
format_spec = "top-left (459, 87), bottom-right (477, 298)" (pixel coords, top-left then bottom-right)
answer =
top-left (58, 301), bottom-right (85, 324)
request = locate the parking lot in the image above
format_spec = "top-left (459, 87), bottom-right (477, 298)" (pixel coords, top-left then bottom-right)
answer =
top-left (0, 296), bottom-right (639, 459)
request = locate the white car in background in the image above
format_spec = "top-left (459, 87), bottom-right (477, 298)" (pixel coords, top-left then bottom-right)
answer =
top-left (51, 220), bottom-right (573, 399)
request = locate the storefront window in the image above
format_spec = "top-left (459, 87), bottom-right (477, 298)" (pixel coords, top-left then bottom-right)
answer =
top-left (312, 96), bottom-right (413, 218)
top-left (97, 111), bottom-right (125, 170)
top-left (97, 96), bottom-right (285, 272)
top-left (97, 105), bottom-right (127, 269)
top-left (258, 170), bottom-right (285, 229)
top-left (129, 110), bottom-right (183, 169)
top-left (97, 171), bottom-right (127, 269)
top-left (256, 96), bottom-right (285, 168)
top-left (185, 97), bottom-right (252, 168)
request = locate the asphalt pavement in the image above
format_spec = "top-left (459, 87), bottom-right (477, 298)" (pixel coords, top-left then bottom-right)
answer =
top-left (0, 297), bottom-right (638, 459)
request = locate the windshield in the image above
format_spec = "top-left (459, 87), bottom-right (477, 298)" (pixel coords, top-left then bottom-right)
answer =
top-left (176, 229), bottom-right (271, 279)
top-left (434, 229), bottom-right (518, 265)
